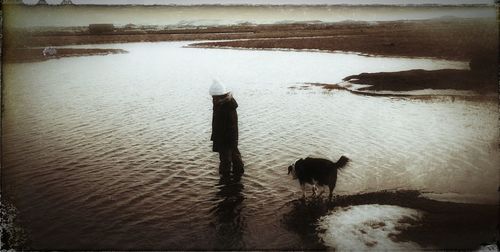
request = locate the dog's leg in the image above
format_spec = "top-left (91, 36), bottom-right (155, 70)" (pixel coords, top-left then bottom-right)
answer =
top-left (318, 186), bottom-right (326, 197)
top-left (301, 184), bottom-right (306, 198)
top-left (328, 185), bottom-right (335, 201)
top-left (328, 172), bottom-right (338, 201)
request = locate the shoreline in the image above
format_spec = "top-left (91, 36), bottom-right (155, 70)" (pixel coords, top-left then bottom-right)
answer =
top-left (292, 82), bottom-right (497, 101)
top-left (186, 43), bottom-right (462, 60)
top-left (187, 18), bottom-right (497, 61)
top-left (6, 18), bottom-right (496, 60)
top-left (4, 48), bottom-right (128, 63)
top-left (341, 69), bottom-right (497, 95)
top-left (4, 18), bottom-right (497, 94)
top-left (283, 190), bottom-right (498, 250)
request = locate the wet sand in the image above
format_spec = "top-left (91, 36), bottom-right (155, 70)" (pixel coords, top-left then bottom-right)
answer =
top-left (302, 68), bottom-right (497, 99)
top-left (343, 69), bottom-right (496, 93)
top-left (188, 18), bottom-right (497, 61)
top-left (283, 190), bottom-right (498, 250)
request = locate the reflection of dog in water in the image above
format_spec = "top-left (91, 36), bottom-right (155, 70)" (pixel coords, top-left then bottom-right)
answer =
top-left (288, 156), bottom-right (349, 199)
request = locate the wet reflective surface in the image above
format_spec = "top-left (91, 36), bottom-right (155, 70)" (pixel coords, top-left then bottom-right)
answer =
top-left (212, 174), bottom-right (245, 249)
top-left (2, 42), bottom-right (498, 249)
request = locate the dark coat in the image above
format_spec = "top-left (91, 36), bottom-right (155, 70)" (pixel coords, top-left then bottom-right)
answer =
top-left (211, 95), bottom-right (239, 152)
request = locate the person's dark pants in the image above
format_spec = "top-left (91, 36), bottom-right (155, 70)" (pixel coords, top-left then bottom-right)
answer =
top-left (218, 147), bottom-right (244, 175)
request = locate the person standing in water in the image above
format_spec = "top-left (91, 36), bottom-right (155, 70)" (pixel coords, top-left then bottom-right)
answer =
top-left (210, 79), bottom-right (244, 176)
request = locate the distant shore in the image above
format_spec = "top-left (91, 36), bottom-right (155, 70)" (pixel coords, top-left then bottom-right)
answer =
top-left (5, 48), bottom-right (127, 63)
top-left (5, 18), bottom-right (497, 94)
top-left (7, 18), bottom-right (497, 60)
top-left (187, 18), bottom-right (497, 61)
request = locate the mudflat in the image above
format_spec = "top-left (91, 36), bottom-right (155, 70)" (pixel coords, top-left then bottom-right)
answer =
top-left (189, 18), bottom-right (497, 94)
top-left (189, 18), bottom-right (497, 62)
top-left (6, 18), bottom-right (497, 93)
top-left (342, 69), bottom-right (496, 93)
top-left (7, 18), bottom-right (497, 61)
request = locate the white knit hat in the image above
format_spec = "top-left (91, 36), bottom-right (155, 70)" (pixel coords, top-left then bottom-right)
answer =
top-left (209, 79), bottom-right (228, 96)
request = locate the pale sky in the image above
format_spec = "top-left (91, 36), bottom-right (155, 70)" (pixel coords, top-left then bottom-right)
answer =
top-left (22, 0), bottom-right (495, 5)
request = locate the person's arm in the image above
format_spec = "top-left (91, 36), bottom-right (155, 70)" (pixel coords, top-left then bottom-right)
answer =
top-left (210, 112), bottom-right (215, 141)
top-left (226, 109), bottom-right (238, 147)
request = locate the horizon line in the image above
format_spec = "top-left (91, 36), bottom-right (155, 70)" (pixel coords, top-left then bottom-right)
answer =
top-left (13, 3), bottom-right (496, 6)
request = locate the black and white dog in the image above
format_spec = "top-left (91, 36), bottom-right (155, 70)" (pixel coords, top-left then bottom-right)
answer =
top-left (288, 156), bottom-right (349, 199)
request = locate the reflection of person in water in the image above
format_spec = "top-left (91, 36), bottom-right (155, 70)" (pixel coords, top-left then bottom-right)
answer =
top-left (210, 79), bottom-right (244, 176)
top-left (212, 175), bottom-right (245, 249)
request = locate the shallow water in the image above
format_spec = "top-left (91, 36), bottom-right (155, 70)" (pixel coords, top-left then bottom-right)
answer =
top-left (2, 41), bottom-right (498, 249)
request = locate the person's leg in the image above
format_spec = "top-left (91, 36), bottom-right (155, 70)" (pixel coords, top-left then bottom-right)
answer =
top-left (232, 146), bottom-right (244, 174)
top-left (219, 149), bottom-right (232, 175)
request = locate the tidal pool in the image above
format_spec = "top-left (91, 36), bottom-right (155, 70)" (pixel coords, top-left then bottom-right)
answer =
top-left (2, 41), bottom-right (497, 249)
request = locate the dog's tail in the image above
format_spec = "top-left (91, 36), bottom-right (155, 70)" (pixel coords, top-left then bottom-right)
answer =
top-left (335, 155), bottom-right (350, 170)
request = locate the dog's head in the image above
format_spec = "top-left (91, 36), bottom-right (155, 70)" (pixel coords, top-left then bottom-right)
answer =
top-left (287, 164), bottom-right (295, 178)
top-left (288, 159), bottom-right (303, 179)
